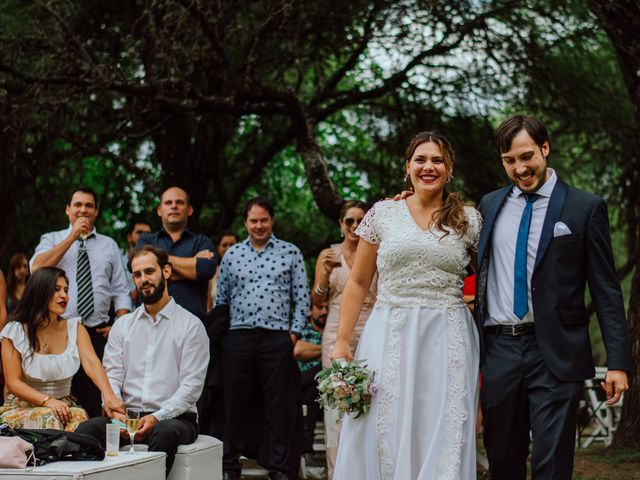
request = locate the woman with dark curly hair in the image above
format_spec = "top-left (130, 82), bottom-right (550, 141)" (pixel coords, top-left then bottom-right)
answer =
top-left (0, 267), bottom-right (124, 431)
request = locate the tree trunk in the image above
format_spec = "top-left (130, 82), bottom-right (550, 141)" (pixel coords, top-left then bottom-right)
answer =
top-left (614, 244), bottom-right (640, 447)
top-left (587, 0), bottom-right (640, 448)
top-left (295, 114), bottom-right (344, 221)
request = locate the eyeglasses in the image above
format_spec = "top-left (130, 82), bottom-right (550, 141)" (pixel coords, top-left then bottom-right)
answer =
top-left (343, 217), bottom-right (363, 227)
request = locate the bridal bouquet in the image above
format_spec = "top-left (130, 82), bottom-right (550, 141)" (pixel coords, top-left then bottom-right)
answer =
top-left (315, 359), bottom-right (377, 418)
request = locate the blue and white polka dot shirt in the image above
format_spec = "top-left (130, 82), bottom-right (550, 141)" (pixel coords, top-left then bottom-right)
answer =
top-left (215, 235), bottom-right (310, 336)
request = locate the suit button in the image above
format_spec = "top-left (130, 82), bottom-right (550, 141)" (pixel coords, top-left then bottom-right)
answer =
top-left (532, 287), bottom-right (537, 292)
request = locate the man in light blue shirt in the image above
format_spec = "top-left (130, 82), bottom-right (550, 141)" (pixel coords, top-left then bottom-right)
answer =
top-left (30, 187), bottom-right (132, 417)
top-left (216, 196), bottom-right (310, 480)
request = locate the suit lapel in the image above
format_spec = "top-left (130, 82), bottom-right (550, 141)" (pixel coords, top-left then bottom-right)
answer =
top-left (478, 185), bottom-right (512, 272)
top-left (534, 179), bottom-right (568, 270)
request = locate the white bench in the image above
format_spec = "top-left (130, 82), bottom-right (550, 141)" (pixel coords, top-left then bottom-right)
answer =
top-left (168, 435), bottom-right (222, 480)
top-left (0, 451), bottom-right (165, 479)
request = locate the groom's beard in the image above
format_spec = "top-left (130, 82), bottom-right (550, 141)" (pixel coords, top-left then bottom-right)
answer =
top-left (138, 276), bottom-right (166, 305)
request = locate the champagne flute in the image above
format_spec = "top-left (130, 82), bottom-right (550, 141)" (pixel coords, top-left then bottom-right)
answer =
top-left (125, 408), bottom-right (141, 454)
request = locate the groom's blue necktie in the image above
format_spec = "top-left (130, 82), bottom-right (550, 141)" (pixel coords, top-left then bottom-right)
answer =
top-left (514, 193), bottom-right (539, 319)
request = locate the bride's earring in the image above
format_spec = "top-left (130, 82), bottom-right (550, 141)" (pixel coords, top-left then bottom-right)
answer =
top-left (404, 173), bottom-right (414, 191)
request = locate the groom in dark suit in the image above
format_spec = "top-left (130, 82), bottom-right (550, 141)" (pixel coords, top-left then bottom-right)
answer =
top-left (475, 115), bottom-right (630, 479)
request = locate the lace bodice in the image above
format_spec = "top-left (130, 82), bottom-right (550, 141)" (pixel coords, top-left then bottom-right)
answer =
top-left (356, 200), bottom-right (481, 308)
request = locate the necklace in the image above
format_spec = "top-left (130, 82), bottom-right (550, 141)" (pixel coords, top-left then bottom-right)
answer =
top-left (40, 340), bottom-right (49, 354)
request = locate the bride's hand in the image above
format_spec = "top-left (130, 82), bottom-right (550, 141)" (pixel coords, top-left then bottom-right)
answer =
top-left (330, 339), bottom-right (353, 362)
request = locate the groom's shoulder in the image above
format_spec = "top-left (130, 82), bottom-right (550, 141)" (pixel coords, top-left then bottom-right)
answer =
top-left (563, 182), bottom-right (604, 208)
top-left (478, 185), bottom-right (511, 211)
top-left (481, 186), bottom-right (509, 200)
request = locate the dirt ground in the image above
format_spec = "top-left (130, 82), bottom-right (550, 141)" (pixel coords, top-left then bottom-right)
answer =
top-left (572, 447), bottom-right (640, 480)
top-left (475, 446), bottom-right (640, 480)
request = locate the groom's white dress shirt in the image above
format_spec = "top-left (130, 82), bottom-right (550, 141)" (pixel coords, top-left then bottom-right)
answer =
top-left (486, 169), bottom-right (557, 326)
top-left (103, 297), bottom-right (209, 420)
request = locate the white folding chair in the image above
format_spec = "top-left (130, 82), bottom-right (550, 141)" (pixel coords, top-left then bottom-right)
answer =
top-left (578, 366), bottom-right (623, 448)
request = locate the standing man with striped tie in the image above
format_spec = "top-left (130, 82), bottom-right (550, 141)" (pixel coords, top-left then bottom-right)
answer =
top-left (31, 187), bottom-right (132, 417)
top-left (475, 115), bottom-right (631, 480)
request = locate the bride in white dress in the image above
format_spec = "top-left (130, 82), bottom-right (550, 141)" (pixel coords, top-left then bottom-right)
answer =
top-left (331, 131), bottom-right (481, 480)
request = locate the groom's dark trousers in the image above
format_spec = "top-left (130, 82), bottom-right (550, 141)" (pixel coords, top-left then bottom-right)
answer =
top-left (481, 332), bottom-right (581, 479)
top-left (475, 179), bottom-right (631, 480)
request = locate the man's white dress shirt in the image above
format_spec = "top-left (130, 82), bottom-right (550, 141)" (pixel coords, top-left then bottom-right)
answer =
top-left (486, 169), bottom-right (557, 325)
top-left (103, 297), bottom-right (209, 421)
top-left (30, 226), bottom-right (132, 327)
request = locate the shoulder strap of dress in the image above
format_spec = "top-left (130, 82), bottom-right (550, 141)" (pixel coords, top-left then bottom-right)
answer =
top-left (0, 322), bottom-right (29, 356)
top-left (67, 317), bottom-right (81, 343)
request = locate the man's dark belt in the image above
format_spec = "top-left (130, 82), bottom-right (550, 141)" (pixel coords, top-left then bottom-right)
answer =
top-left (484, 323), bottom-right (535, 336)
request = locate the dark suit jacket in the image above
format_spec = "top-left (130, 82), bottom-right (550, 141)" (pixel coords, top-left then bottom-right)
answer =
top-left (475, 178), bottom-right (631, 381)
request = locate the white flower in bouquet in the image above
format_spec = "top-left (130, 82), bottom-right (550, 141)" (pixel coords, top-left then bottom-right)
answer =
top-left (315, 359), bottom-right (376, 418)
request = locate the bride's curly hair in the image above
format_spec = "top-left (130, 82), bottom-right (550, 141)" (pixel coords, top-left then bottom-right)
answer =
top-left (404, 131), bottom-right (469, 238)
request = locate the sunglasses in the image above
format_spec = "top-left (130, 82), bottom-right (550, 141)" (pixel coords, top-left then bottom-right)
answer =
top-left (343, 217), bottom-right (364, 227)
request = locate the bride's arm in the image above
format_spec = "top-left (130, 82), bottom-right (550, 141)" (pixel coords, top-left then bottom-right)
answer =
top-left (331, 240), bottom-right (378, 362)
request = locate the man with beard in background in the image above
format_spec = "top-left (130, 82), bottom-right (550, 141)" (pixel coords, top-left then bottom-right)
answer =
top-left (77, 245), bottom-right (209, 476)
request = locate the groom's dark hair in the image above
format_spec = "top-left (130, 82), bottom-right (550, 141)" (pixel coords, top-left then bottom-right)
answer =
top-left (495, 115), bottom-right (550, 157)
top-left (132, 245), bottom-right (170, 270)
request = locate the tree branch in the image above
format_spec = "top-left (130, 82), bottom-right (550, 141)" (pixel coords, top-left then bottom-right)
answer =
top-left (312, 0), bottom-right (383, 106)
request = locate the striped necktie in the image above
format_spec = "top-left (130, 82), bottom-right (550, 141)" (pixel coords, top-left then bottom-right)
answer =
top-left (77, 237), bottom-right (95, 322)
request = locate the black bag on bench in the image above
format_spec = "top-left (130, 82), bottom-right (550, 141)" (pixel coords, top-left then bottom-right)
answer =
top-left (0, 424), bottom-right (105, 464)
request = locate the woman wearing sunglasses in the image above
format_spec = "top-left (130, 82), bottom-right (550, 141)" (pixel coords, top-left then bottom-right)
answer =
top-left (311, 200), bottom-right (377, 479)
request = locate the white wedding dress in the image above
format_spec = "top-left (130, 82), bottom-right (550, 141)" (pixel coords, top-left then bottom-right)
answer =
top-left (333, 200), bottom-right (481, 480)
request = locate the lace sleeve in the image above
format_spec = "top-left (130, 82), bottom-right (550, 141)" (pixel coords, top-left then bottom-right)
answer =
top-left (356, 202), bottom-right (381, 244)
top-left (465, 206), bottom-right (483, 252)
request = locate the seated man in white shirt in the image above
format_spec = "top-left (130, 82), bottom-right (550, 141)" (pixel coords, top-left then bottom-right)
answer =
top-left (77, 245), bottom-right (209, 475)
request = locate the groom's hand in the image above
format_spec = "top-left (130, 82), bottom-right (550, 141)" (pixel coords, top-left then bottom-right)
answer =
top-left (601, 369), bottom-right (628, 405)
top-left (135, 414), bottom-right (159, 440)
top-left (386, 190), bottom-right (414, 201)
